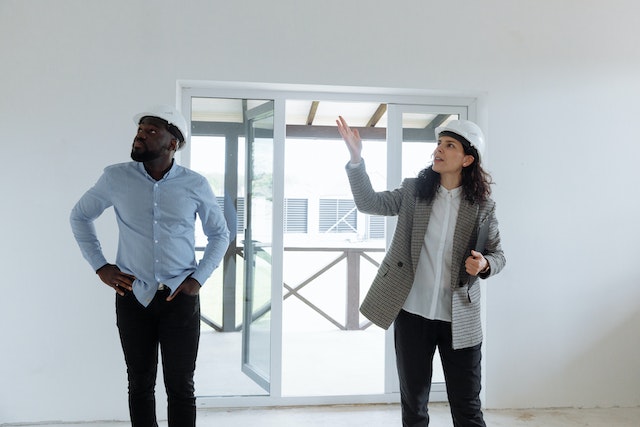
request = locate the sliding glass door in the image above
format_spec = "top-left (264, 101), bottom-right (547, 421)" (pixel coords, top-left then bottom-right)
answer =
top-left (181, 83), bottom-right (478, 407)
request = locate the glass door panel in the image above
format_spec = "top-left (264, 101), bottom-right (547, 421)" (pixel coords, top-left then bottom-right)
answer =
top-left (386, 105), bottom-right (467, 396)
top-left (242, 101), bottom-right (275, 392)
top-left (189, 96), bottom-right (265, 397)
top-left (281, 101), bottom-right (387, 396)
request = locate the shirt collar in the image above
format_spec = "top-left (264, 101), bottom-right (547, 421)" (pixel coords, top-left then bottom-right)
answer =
top-left (135, 159), bottom-right (178, 182)
top-left (437, 185), bottom-right (462, 198)
top-left (163, 160), bottom-right (178, 179)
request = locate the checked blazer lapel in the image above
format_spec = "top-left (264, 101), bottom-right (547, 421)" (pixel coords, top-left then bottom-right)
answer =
top-left (411, 196), bottom-right (433, 275)
top-left (451, 199), bottom-right (479, 287)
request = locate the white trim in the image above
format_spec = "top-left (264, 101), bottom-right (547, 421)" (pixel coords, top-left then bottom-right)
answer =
top-left (269, 98), bottom-right (286, 398)
top-left (179, 80), bottom-right (483, 108)
top-left (196, 386), bottom-right (448, 409)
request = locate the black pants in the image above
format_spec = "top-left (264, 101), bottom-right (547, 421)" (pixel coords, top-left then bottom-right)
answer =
top-left (394, 310), bottom-right (485, 427)
top-left (116, 288), bottom-right (200, 427)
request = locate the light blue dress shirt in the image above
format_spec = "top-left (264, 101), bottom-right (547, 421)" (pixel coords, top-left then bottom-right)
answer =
top-left (70, 161), bottom-right (230, 307)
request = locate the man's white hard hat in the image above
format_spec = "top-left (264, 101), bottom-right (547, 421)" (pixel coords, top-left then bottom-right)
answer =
top-left (133, 105), bottom-right (189, 143)
top-left (435, 119), bottom-right (485, 156)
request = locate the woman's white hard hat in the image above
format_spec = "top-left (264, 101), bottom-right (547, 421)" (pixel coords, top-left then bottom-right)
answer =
top-left (435, 119), bottom-right (485, 156)
top-left (133, 105), bottom-right (189, 143)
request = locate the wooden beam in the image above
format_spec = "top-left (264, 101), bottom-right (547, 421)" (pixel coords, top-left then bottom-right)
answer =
top-left (306, 101), bottom-right (319, 125)
top-left (425, 114), bottom-right (451, 130)
top-left (366, 104), bottom-right (387, 127)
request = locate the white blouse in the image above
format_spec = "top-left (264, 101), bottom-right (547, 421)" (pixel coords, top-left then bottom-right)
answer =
top-left (402, 185), bottom-right (462, 322)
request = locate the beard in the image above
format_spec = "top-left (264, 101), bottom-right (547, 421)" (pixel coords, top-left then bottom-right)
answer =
top-left (131, 145), bottom-right (164, 162)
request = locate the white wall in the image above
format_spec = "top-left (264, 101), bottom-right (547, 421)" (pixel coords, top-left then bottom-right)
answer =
top-left (2, 0), bottom-right (639, 423)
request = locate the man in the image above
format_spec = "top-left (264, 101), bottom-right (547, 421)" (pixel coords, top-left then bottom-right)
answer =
top-left (70, 105), bottom-right (230, 426)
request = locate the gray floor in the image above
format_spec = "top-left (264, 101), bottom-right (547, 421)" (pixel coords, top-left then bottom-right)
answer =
top-left (24, 404), bottom-right (640, 427)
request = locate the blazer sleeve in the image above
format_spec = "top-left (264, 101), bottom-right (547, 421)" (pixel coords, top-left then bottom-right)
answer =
top-left (478, 203), bottom-right (506, 279)
top-left (345, 160), bottom-right (405, 216)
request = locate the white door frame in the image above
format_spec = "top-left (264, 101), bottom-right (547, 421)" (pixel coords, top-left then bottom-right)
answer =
top-left (179, 81), bottom-right (484, 408)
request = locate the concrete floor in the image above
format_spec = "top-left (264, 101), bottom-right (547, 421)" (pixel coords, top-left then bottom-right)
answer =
top-left (24, 404), bottom-right (640, 427)
top-left (18, 302), bottom-right (638, 426)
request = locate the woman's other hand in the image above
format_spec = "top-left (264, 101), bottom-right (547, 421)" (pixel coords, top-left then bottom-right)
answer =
top-left (465, 250), bottom-right (490, 276)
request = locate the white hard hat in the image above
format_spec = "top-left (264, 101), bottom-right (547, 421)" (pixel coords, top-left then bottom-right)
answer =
top-left (435, 119), bottom-right (485, 156)
top-left (133, 105), bottom-right (189, 143)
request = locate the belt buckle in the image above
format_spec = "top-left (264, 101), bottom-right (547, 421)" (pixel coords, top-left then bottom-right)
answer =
top-left (158, 283), bottom-right (168, 291)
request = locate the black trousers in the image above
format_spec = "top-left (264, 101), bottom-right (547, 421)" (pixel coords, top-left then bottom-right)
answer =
top-left (116, 288), bottom-right (200, 427)
top-left (394, 310), bottom-right (485, 427)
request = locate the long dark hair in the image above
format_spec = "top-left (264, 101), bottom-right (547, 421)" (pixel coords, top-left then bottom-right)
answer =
top-left (415, 141), bottom-right (493, 204)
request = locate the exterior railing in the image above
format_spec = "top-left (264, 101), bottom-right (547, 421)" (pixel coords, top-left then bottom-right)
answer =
top-left (282, 247), bottom-right (384, 330)
top-left (197, 245), bottom-right (385, 331)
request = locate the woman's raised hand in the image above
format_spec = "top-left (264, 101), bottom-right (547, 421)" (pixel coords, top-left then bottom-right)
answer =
top-left (336, 116), bottom-right (363, 164)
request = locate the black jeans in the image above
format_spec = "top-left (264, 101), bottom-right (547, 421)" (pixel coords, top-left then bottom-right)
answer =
top-left (116, 288), bottom-right (200, 427)
top-left (394, 310), bottom-right (485, 427)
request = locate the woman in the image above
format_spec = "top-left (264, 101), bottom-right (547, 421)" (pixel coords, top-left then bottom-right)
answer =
top-left (337, 116), bottom-right (505, 427)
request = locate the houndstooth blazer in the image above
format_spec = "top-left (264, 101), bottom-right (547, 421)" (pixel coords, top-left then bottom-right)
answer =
top-left (346, 161), bottom-right (506, 349)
